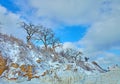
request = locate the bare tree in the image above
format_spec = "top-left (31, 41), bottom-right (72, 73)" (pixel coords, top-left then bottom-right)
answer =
top-left (50, 34), bottom-right (61, 52)
top-left (35, 27), bottom-right (54, 50)
top-left (20, 22), bottom-right (39, 43)
top-left (35, 26), bottom-right (61, 51)
top-left (61, 48), bottom-right (82, 62)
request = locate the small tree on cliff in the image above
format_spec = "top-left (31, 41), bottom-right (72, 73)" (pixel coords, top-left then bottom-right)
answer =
top-left (35, 27), bottom-right (61, 51)
top-left (20, 22), bottom-right (39, 44)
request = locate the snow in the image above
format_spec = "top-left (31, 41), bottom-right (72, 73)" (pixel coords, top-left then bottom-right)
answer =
top-left (0, 68), bottom-right (120, 84)
top-left (0, 33), bottom-right (119, 84)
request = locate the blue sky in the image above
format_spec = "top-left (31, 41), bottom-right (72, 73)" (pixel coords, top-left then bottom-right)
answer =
top-left (0, 0), bottom-right (20, 13)
top-left (54, 25), bottom-right (89, 42)
top-left (0, 0), bottom-right (120, 69)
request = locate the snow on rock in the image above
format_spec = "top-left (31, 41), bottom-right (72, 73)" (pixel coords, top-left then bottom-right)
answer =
top-left (0, 33), bottom-right (50, 80)
top-left (0, 52), bottom-right (7, 76)
top-left (0, 33), bottom-right (112, 84)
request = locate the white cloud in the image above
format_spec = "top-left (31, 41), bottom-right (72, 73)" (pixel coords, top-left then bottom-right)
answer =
top-left (11, 0), bottom-right (60, 29)
top-left (63, 42), bottom-right (77, 49)
top-left (0, 5), bottom-right (26, 41)
top-left (77, 0), bottom-right (120, 68)
top-left (0, 0), bottom-right (119, 68)
top-left (29, 0), bottom-right (107, 25)
top-left (79, 0), bottom-right (120, 52)
top-left (12, 0), bottom-right (120, 27)
top-left (80, 16), bottom-right (120, 52)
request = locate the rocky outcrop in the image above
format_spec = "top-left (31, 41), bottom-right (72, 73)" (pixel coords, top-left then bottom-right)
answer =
top-left (4, 63), bottom-right (35, 80)
top-left (0, 33), bottom-right (42, 80)
top-left (11, 63), bottom-right (19, 68)
top-left (0, 53), bottom-right (8, 76)
top-left (20, 64), bottom-right (35, 80)
top-left (0, 33), bottom-right (108, 82)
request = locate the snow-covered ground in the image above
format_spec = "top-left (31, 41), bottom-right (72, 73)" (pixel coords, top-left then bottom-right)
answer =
top-left (0, 33), bottom-right (120, 84)
top-left (0, 68), bottom-right (120, 84)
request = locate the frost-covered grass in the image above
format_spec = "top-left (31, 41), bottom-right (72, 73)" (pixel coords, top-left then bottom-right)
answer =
top-left (40, 69), bottom-right (120, 84)
top-left (0, 68), bottom-right (120, 84)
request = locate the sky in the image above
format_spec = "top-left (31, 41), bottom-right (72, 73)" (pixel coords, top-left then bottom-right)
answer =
top-left (0, 0), bottom-right (120, 69)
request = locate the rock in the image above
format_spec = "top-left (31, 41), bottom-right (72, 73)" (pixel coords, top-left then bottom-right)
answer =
top-left (20, 65), bottom-right (27, 72)
top-left (33, 76), bottom-right (40, 78)
top-left (20, 64), bottom-right (34, 80)
top-left (41, 70), bottom-right (48, 76)
top-left (8, 78), bottom-right (18, 80)
top-left (27, 65), bottom-right (33, 80)
top-left (65, 64), bottom-right (72, 70)
top-left (11, 63), bottom-right (19, 68)
top-left (0, 54), bottom-right (7, 76)
top-left (36, 59), bottom-right (42, 63)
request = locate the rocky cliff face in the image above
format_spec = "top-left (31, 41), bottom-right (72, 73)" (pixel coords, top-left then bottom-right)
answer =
top-left (0, 53), bottom-right (7, 76)
top-left (0, 33), bottom-right (106, 81)
top-left (0, 33), bottom-right (49, 80)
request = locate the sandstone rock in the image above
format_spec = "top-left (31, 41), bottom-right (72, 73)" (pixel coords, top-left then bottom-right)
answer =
top-left (20, 64), bottom-right (34, 80)
top-left (20, 65), bottom-right (27, 72)
top-left (11, 63), bottom-right (19, 68)
top-left (27, 65), bottom-right (33, 80)
top-left (0, 54), bottom-right (7, 76)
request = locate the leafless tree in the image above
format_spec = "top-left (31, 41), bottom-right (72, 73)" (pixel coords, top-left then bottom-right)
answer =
top-left (60, 48), bottom-right (82, 62)
top-left (35, 27), bottom-right (61, 51)
top-left (50, 34), bottom-right (61, 52)
top-left (35, 27), bottom-right (54, 50)
top-left (20, 22), bottom-right (39, 43)
top-left (20, 22), bottom-right (61, 50)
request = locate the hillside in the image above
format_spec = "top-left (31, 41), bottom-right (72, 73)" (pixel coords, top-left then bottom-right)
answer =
top-left (0, 33), bottom-right (116, 84)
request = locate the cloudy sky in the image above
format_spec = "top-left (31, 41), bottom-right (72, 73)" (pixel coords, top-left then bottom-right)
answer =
top-left (0, 0), bottom-right (120, 69)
